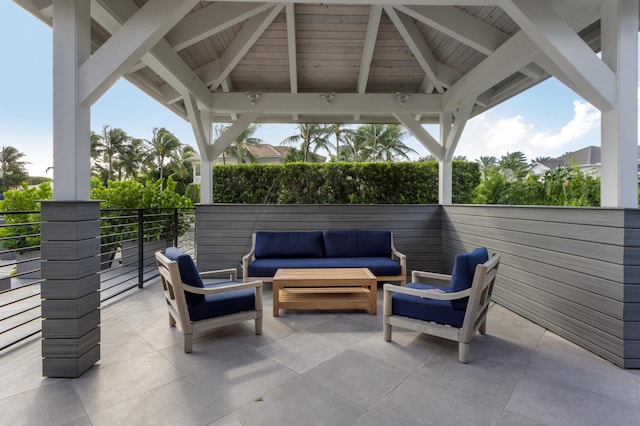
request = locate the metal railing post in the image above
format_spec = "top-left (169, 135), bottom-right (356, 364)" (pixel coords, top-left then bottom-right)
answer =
top-left (137, 209), bottom-right (144, 288)
top-left (173, 208), bottom-right (179, 247)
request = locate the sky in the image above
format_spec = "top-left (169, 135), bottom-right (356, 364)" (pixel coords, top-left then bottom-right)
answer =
top-left (0, 2), bottom-right (635, 177)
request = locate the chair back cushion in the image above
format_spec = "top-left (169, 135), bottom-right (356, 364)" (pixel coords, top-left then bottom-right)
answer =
top-left (165, 247), bottom-right (204, 305)
top-left (254, 231), bottom-right (325, 259)
top-left (323, 230), bottom-right (392, 258)
top-left (449, 247), bottom-right (489, 310)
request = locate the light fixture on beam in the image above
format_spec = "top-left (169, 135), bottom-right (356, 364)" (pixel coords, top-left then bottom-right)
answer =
top-left (320, 92), bottom-right (335, 106)
top-left (395, 92), bottom-right (410, 106)
top-left (246, 91), bottom-right (261, 105)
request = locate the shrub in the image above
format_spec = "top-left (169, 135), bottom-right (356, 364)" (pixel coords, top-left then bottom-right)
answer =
top-left (0, 182), bottom-right (52, 252)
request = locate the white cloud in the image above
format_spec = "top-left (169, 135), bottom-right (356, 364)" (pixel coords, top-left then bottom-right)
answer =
top-left (456, 99), bottom-right (602, 162)
top-left (529, 100), bottom-right (600, 148)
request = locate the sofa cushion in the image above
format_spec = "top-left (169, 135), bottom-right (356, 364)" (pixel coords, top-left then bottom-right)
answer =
top-left (187, 281), bottom-right (255, 321)
top-left (449, 247), bottom-right (489, 311)
top-left (391, 283), bottom-right (466, 327)
top-left (165, 247), bottom-right (204, 305)
top-left (248, 257), bottom-right (401, 278)
top-left (323, 230), bottom-right (392, 258)
top-left (254, 231), bottom-right (325, 259)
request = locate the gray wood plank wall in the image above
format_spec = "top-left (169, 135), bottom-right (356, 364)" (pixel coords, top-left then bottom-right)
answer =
top-left (195, 203), bottom-right (639, 368)
top-left (443, 205), bottom-right (640, 368)
top-left (195, 204), bottom-right (442, 280)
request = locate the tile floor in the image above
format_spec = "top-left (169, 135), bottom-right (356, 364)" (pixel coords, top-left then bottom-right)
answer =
top-left (1, 277), bottom-right (639, 426)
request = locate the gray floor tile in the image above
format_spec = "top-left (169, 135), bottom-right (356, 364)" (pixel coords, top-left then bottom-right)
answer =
top-left (72, 351), bottom-right (184, 414)
top-left (506, 373), bottom-right (640, 426)
top-left (0, 380), bottom-right (87, 426)
top-left (526, 331), bottom-right (640, 406)
top-left (231, 375), bottom-right (366, 426)
top-left (496, 411), bottom-right (547, 426)
top-left (256, 329), bottom-right (347, 373)
top-left (306, 314), bottom-right (380, 347)
top-left (305, 349), bottom-right (411, 409)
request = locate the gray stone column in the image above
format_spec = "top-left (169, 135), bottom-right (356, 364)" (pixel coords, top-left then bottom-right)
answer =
top-left (41, 201), bottom-right (101, 378)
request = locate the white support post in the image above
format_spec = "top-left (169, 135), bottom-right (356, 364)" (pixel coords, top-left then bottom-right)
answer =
top-left (439, 111), bottom-right (453, 205)
top-left (185, 93), bottom-right (214, 204)
top-left (52, 0), bottom-right (91, 200)
top-left (200, 159), bottom-right (213, 205)
top-left (600, 0), bottom-right (638, 208)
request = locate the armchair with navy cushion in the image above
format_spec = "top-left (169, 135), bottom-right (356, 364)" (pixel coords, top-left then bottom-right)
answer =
top-left (156, 247), bottom-right (263, 353)
top-left (383, 247), bottom-right (501, 363)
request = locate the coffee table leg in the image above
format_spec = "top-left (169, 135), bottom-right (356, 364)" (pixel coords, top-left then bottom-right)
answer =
top-left (273, 281), bottom-right (280, 317)
top-left (370, 280), bottom-right (377, 315)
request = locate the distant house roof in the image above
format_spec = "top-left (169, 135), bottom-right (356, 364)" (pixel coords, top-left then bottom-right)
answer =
top-left (554, 146), bottom-right (601, 166)
top-left (214, 143), bottom-right (326, 164)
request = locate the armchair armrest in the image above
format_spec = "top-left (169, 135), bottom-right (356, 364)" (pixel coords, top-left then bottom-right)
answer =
top-left (390, 234), bottom-right (407, 284)
top-left (383, 283), bottom-right (470, 301)
top-left (183, 280), bottom-right (263, 295)
top-left (199, 268), bottom-right (237, 281)
top-left (411, 270), bottom-right (452, 286)
top-left (242, 233), bottom-right (257, 281)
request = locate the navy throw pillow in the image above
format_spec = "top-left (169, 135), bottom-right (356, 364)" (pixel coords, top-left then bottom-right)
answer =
top-left (165, 247), bottom-right (205, 305)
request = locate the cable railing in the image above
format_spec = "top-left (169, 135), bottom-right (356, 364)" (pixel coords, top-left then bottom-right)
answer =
top-left (0, 207), bottom-right (196, 352)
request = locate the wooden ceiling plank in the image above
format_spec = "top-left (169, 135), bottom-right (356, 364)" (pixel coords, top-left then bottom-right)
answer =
top-left (206, 5), bottom-right (285, 92)
top-left (384, 6), bottom-right (444, 93)
top-left (357, 5), bottom-right (383, 94)
top-left (499, 0), bottom-right (615, 111)
top-left (166, 2), bottom-right (273, 51)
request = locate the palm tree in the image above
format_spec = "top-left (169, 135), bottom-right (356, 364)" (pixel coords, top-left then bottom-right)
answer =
top-left (326, 124), bottom-right (355, 161)
top-left (148, 127), bottom-right (181, 185)
top-left (96, 125), bottom-right (130, 182)
top-left (477, 155), bottom-right (497, 180)
top-left (0, 146), bottom-right (28, 190)
top-left (118, 138), bottom-right (148, 180)
top-left (216, 124), bottom-right (263, 164)
top-left (375, 124), bottom-right (414, 161)
top-left (499, 151), bottom-right (528, 179)
top-left (281, 124), bottom-right (331, 162)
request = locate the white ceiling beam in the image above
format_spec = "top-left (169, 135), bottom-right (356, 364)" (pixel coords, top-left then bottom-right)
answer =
top-left (209, 92), bottom-right (442, 115)
top-left (385, 6), bottom-right (444, 93)
top-left (394, 113), bottom-right (443, 160)
top-left (205, 5), bottom-right (284, 92)
top-left (357, 5), bottom-right (383, 94)
top-left (396, 5), bottom-right (509, 56)
top-left (443, 5), bottom-right (601, 110)
top-left (166, 2), bottom-right (273, 51)
top-left (201, 0), bottom-right (499, 5)
top-left (499, 0), bottom-right (615, 111)
top-left (444, 97), bottom-right (475, 161)
top-left (80, 0), bottom-right (199, 107)
top-left (220, 77), bottom-right (238, 121)
top-left (286, 3), bottom-right (298, 94)
top-left (209, 112), bottom-right (261, 160)
top-left (93, 0), bottom-right (212, 109)
top-left (185, 93), bottom-right (212, 161)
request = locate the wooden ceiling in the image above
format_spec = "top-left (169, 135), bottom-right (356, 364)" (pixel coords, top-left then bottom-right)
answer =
top-left (15, 0), bottom-right (612, 125)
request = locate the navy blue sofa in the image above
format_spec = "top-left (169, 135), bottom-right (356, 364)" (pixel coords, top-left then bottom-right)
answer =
top-left (242, 230), bottom-right (406, 285)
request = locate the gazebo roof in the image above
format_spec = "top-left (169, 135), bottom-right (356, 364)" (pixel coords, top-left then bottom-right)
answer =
top-left (16, 0), bottom-right (610, 125)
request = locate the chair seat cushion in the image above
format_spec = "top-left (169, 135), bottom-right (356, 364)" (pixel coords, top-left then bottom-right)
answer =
top-left (187, 281), bottom-right (256, 322)
top-left (248, 257), bottom-right (402, 277)
top-left (164, 247), bottom-right (205, 305)
top-left (391, 283), bottom-right (466, 328)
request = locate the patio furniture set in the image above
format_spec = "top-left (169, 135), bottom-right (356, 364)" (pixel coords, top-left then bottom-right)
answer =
top-left (155, 230), bottom-right (501, 363)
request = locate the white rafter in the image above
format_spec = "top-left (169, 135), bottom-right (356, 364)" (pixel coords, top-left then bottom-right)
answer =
top-left (499, 0), bottom-right (615, 111)
top-left (92, 0), bottom-right (211, 108)
top-left (394, 113), bottom-right (444, 160)
top-left (385, 6), bottom-right (444, 93)
top-left (166, 2), bottom-right (273, 51)
top-left (80, 0), bottom-right (199, 106)
top-left (184, 93), bottom-right (212, 162)
top-left (358, 5), bottom-right (383, 94)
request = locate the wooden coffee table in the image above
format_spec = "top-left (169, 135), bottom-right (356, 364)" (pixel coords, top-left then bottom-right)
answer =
top-left (272, 268), bottom-right (377, 316)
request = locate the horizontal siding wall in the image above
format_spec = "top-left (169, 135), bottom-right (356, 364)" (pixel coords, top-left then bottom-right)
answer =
top-left (443, 205), bottom-right (640, 368)
top-left (196, 204), bottom-right (442, 282)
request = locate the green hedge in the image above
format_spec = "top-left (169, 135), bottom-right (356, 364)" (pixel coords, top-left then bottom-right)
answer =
top-left (211, 161), bottom-right (480, 204)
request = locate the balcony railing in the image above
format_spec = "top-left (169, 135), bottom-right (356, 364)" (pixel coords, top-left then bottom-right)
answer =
top-left (0, 207), bottom-right (195, 351)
